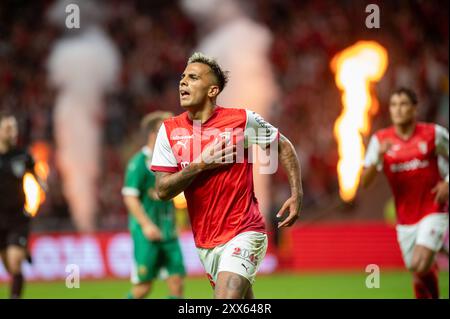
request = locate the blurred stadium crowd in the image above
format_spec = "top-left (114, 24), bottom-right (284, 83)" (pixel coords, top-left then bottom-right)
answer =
top-left (0, 0), bottom-right (448, 231)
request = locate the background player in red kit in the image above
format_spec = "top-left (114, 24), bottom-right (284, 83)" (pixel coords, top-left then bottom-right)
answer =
top-left (151, 52), bottom-right (303, 299)
top-left (361, 88), bottom-right (449, 299)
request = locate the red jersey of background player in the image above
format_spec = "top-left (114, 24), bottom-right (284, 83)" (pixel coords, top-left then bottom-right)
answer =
top-left (364, 122), bottom-right (449, 225)
top-left (151, 106), bottom-right (279, 248)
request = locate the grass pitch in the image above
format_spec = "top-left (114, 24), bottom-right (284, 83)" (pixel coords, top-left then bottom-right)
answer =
top-left (1, 271), bottom-right (448, 299)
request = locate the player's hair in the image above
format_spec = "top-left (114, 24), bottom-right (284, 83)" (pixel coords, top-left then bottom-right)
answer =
top-left (187, 52), bottom-right (229, 93)
top-left (391, 87), bottom-right (418, 105)
top-left (140, 111), bottom-right (173, 136)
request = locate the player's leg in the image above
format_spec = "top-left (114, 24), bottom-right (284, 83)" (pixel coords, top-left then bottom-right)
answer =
top-left (162, 239), bottom-right (186, 298)
top-left (214, 271), bottom-right (250, 299)
top-left (409, 213), bottom-right (448, 299)
top-left (410, 245), bottom-right (438, 299)
top-left (5, 223), bottom-right (30, 299)
top-left (410, 245), bottom-right (436, 275)
top-left (128, 227), bottom-right (159, 299)
top-left (166, 275), bottom-right (184, 298)
top-left (214, 231), bottom-right (268, 299)
top-left (6, 245), bottom-right (27, 299)
top-left (244, 286), bottom-right (254, 299)
top-left (130, 281), bottom-right (153, 299)
top-left (0, 230), bottom-right (9, 273)
top-left (0, 249), bottom-right (9, 273)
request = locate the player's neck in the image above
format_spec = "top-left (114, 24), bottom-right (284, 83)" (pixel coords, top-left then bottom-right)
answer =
top-left (186, 102), bottom-right (217, 123)
top-left (146, 140), bottom-right (155, 152)
top-left (394, 121), bottom-right (416, 140)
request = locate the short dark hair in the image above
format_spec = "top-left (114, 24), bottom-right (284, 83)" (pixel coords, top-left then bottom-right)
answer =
top-left (391, 87), bottom-right (418, 105)
top-left (140, 111), bottom-right (173, 136)
top-left (188, 52), bottom-right (229, 93)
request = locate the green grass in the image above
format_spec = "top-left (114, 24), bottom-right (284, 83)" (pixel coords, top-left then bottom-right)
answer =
top-left (1, 271), bottom-right (448, 299)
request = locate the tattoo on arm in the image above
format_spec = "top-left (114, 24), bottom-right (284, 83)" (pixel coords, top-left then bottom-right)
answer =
top-left (155, 164), bottom-right (202, 200)
top-left (278, 134), bottom-right (303, 196)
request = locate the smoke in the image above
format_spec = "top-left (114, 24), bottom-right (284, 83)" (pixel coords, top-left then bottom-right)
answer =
top-left (180, 0), bottom-right (279, 216)
top-left (47, 1), bottom-right (120, 232)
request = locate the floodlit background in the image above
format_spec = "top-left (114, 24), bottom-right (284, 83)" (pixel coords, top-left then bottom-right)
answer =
top-left (0, 0), bottom-right (448, 298)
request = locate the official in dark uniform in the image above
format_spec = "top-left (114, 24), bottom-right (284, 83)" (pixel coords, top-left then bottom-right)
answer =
top-left (0, 112), bottom-right (36, 299)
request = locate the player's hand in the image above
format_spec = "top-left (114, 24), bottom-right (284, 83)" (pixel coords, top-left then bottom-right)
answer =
top-left (142, 223), bottom-right (162, 241)
top-left (431, 181), bottom-right (449, 205)
top-left (148, 188), bottom-right (160, 200)
top-left (378, 139), bottom-right (392, 162)
top-left (276, 194), bottom-right (303, 228)
top-left (196, 136), bottom-right (236, 171)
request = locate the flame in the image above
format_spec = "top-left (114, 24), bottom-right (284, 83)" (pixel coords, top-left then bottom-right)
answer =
top-left (173, 192), bottom-right (187, 209)
top-left (331, 41), bottom-right (388, 202)
top-left (23, 141), bottom-right (50, 216)
top-left (23, 173), bottom-right (42, 217)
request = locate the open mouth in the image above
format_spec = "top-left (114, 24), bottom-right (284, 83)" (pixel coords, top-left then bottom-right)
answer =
top-left (180, 90), bottom-right (190, 98)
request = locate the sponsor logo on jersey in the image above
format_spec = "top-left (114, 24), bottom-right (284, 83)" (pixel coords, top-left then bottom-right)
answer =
top-left (176, 140), bottom-right (189, 149)
top-left (172, 134), bottom-right (194, 141)
top-left (390, 158), bottom-right (429, 173)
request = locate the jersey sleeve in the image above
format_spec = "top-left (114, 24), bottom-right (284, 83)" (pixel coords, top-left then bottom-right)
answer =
top-left (435, 125), bottom-right (449, 182)
top-left (121, 156), bottom-right (145, 197)
top-left (244, 110), bottom-right (279, 149)
top-left (150, 123), bottom-right (178, 172)
top-left (364, 135), bottom-right (383, 171)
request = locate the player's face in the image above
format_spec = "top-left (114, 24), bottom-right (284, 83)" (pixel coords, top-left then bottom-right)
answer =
top-left (389, 93), bottom-right (416, 126)
top-left (179, 63), bottom-right (218, 109)
top-left (0, 116), bottom-right (18, 147)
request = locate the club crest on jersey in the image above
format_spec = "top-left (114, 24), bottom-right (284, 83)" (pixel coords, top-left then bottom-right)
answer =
top-left (418, 141), bottom-right (427, 154)
top-left (11, 159), bottom-right (26, 177)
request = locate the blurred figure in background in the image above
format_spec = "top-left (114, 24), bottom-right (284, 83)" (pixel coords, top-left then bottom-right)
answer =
top-left (122, 111), bottom-right (185, 299)
top-left (0, 112), bottom-right (37, 298)
top-left (361, 87), bottom-right (449, 298)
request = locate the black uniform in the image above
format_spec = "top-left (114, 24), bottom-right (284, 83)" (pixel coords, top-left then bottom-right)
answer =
top-left (0, 148), bottom-right (34, 250)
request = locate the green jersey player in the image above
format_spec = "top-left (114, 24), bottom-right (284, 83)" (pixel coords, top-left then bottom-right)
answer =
top-left (122, 111), bottom-right (186, 299)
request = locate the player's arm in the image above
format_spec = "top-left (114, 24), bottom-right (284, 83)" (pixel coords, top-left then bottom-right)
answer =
top-left (360, 135), bottom-right (390, 188)
top-left (122, 194), bottom-right (161, 240)
top-left (431, 125), bottom-right (449, 204)
top-left (152, 123), bottom-right (235, 200)
top-left (122, 159), bottom-right (161, 240)
top-left (276, 134), bottom-right (303, 228)
top-left (245, 110), bottom-right (302, 228)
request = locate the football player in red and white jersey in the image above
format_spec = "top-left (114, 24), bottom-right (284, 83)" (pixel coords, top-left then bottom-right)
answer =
top-left (362, 87), bottom-right (449, 299)
top-left (151, 52), bottom-right (303, 299)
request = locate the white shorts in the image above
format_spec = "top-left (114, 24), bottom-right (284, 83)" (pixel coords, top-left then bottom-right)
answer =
top-left (396, 213), bottom-right (449, 269)
top-left (197, 231), bottom-right (268, 287)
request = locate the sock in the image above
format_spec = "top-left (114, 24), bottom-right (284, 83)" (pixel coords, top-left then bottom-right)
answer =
top-left (126, 291), bottom-right (134, 299)
top-left (413, 264), bottom-right (439, 299)
top-left (168, 295), bottom-right (181, 299)
top-left (10, 273), bottom-right (24, 299)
